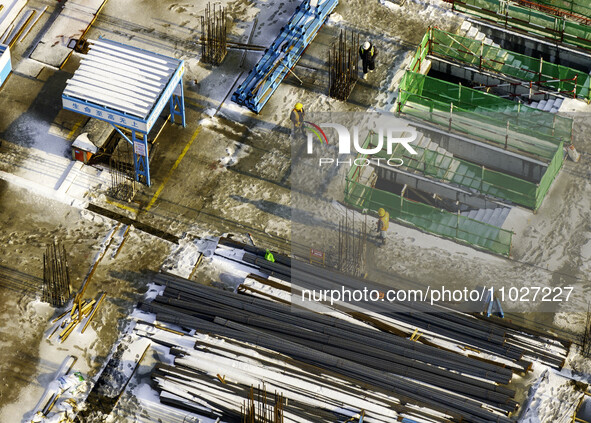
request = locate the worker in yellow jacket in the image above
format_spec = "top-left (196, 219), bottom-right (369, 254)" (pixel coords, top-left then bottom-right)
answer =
top-left (377, 208), bottom-right (389, 245)
top-left (290, 102), bottom-right (306, 138)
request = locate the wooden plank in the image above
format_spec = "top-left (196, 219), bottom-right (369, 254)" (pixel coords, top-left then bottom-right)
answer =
top-left (81, 292), bottom-right (106, 333)
top-left (112, 225), bottom-right (131, 259)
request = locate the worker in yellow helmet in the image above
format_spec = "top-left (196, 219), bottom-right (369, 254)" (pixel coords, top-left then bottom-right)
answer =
top-left (290, 102), bottom-right (306, 138)
top-left (377, 207), bottom-right (389, 245)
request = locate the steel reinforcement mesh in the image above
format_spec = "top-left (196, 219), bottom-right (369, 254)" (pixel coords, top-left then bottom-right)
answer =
top-left (397, 70), bottom-right (571, 161)
top-left (344, 176), bottom-right (513, 256)
top-left (365, 132), bottom-right (562, 210)
top-left (452, 0), bottom-right (591, 51)
top-left (429, 27), bottom-right (591, 100)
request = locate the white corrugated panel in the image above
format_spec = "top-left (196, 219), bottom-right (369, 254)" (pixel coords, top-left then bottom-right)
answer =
top-left (63, 39), bottom-right (181, 120)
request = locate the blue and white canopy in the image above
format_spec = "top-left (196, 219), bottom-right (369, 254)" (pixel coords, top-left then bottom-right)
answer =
top-left (63, 38), bottom-right (184, 132)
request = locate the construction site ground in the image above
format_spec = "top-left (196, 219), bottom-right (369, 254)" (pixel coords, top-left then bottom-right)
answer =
top-left (1, 0), bottom-right (591, 421)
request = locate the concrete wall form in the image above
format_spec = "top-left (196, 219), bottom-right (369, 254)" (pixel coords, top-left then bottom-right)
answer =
top-left (406, 120), bottom-right (548, 183)
top-left (473, 19), bottom-right (591, 73)
top-left (375, 164), bottom-right (507, 209)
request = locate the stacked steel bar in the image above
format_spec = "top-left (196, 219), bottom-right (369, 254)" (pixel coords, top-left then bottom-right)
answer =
top-left (42, 242), bottom-right (71, 307)
top-left (328, 30), bottom-right (359, 101)
top-left (239, 249), bottom-right (569, 369)
top-left (143, 273), bottom-right (527, 423)
top-left (231, 0), bottom-right (338, 113)
top-left (200, 2), bottom-right (227, 66)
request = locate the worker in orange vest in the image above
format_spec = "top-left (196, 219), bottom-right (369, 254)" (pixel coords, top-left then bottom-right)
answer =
top-left (290, 102), bottom-right (306, 138)
top-left (377, 207), bottom-right (389, 245)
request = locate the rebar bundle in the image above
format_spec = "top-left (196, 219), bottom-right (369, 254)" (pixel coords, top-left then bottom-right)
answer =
top-left (242, 385), bottom-right (284, 423)
top-left (42, 242), bottom-right (71, 307)
top-left (200, 2), bottom-right (227, 66)
top-left (109, 141), bottom-right (136, 201)
top-left (328, 30), bottom-right (359, 101)
top-left (338, 209), bottom-right (367, 277)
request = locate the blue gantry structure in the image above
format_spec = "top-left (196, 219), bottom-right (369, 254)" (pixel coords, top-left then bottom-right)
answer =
top-left (0, 44), bottom-right (11, 88)
top-left (232, 0), bottom-right (338, 113)
top-left (62, 38), bottom-right (186, 186)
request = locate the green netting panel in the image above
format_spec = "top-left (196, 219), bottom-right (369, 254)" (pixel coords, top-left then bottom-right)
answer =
top-left (409, 31), bottom-right (430, 74)
top-left (535, 140), bottom-right (564, 209)
top-left (452, 0), bottom-right (591, 51)
top-left (366, 133), bottom-right (539, 208)
top-left (429, 28), bottom-right (591, 100)
top-left (533, 0), bottom-right (591, 21)
top-left (344, 178), bottom-right (513, 255)
top-left (397, 71), bottom-right (570, 161)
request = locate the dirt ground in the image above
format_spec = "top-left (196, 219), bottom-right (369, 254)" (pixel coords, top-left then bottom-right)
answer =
top-left (1, 0), bottom-right (591, 421)
top-left (0, 179), bottom-right (171, 420)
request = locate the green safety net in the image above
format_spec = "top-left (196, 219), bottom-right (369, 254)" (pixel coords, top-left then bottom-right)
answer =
top-left (344, 177), bottom-right (513, 255)
top-left (398, 70), bottom-right (571, 161)
top-left (535, 139), bottom-right (565, 209)
top-left (365, 132), bottom-right (563, 210)
top-left (428, 27), bottom-right (591, 100)
top-left (528, 0), bottom-right (591, 21)
top-left (409, 31), bottom-right (430, 74)
top-left (452, 0), bottom-right (591, 51)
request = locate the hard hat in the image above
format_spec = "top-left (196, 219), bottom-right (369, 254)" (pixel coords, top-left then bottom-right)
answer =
top-left (295, 102), bottom-right (303, 111)
top-left (363, 41), bottom-right (371, 50)
top-left (378, 208), bottom-right (385, 217)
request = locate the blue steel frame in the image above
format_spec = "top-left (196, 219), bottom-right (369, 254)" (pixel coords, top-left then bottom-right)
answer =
top-left (0, 44), bottom-right (11, 88)
top-left (232, 0), bottom-right (338, 113)
top-left (62, 40), bottom-right (186, 186)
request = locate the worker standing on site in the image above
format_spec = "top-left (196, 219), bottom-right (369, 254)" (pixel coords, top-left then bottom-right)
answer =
top-left (377, 207), bottom-right (389, 245)
top-left (359, 41), bottom-right (377, 80)
top-left (290, 102), bottom-right (306, 138)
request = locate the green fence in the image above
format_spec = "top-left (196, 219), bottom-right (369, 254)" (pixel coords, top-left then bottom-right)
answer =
top-left (344, 177), bottom-right (513, 255)
top-left (527, 0), bottom-right (591, 21)
top-left (451, 0), bottom-right (591, 52)
top-left (429, 28), bottom-right (591, 100)
top-left (398, 70), bottom-right (571, 161)
top-left (536, 138), bottom-right (565, 209)
top-left (365, 132), bottom-right (562, 209)
top-left (409, 31), bottom-right (430, 73)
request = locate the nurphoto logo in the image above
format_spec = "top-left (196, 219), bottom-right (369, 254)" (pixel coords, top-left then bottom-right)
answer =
top-left (304, 121), bottom-right (418, 167)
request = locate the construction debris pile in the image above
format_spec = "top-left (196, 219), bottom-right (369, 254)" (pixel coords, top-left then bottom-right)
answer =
top-left (132, 243), bottom-right (571, 423)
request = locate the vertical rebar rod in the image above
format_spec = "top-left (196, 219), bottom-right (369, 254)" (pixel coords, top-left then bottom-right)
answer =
top-left (201, 2), bottom-right (227, 66)
top-left (328, 30), bottom-right (359, 101)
